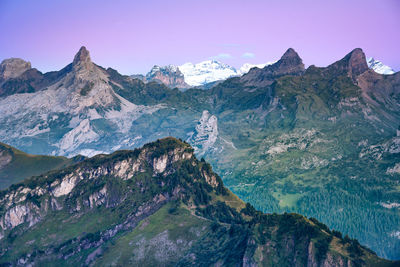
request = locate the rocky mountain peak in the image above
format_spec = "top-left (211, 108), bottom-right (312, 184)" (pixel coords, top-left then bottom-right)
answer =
top-left (347, 48), bottom-right (369, 76)
top-left (0, 58), bottom-right (32, 81)
top-left (145, 64), bottom-right (188, 89)
top-left (274, 48), bottom-right (305, 73)
top-left (241, 48), bottom-right (305, 86)
top-left (72, 46), bottom-right (92, 70)
top-left (281, 48), bottom-right (301, 61)
top-left (326, 48), bottom-right (369, 81)
top-left (31, 45), bottom-right (122, 115)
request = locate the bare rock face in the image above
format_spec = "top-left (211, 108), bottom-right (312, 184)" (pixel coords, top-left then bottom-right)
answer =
top-left (0, 58), bottom-right (32, 81)
top-left (242, 48), bottom-right (305, 86)
top-left (146, 65), bottom-right (189, 89)
top-left (73, 46), bottom-right (93, 71)
top-left (273, 48), bottom-right (306, 76)
top-left (346, 48), bottom-right (369, 78)
top-left (188, 110), bottom-right (218, 156)
top-left (51, 46), bottom-right (118, 109)
top-left (325, 48), bottom-right (369, 82)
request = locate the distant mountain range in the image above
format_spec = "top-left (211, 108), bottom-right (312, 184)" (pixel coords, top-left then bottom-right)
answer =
top-left (131, 56), bottom-right (394, 89)
top-left (0, 46), bottom-right (399, 260)
top-left (134, 60), bottom-right (274, 88)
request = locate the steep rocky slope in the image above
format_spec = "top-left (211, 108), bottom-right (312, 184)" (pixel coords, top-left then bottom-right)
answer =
top-left (0, 47), bottom-right (164, 156)
top-left (0, 138), bottom-right (395, 266)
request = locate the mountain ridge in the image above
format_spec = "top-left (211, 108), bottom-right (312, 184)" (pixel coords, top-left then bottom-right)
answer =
top-left (1, 48), bottom-right (396, 94)
top-left (0, 137), bottom-right (396, 266)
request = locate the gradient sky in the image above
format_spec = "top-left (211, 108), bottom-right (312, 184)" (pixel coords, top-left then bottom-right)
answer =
top-left (0, 0), bottom-right (399, 74)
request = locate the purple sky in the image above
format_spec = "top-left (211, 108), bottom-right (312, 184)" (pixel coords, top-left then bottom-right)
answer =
top-left (0, 0), bottom-right (399, 74)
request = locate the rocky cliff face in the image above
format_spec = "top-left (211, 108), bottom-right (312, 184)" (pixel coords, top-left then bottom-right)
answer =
top-left (325, 48), bottom-right (369, 82)
top-left (0, 138), bottom-right (394, 266)
top-left (0, 58), bottom-right (32, 81)
top-left (145, 65), bottom-right (189, 89)
top-left (188, 110), bottom-right (219, 156)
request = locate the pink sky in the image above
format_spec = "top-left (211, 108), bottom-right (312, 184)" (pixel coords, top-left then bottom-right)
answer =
top-left (0, 0), bottom-right (399, 74)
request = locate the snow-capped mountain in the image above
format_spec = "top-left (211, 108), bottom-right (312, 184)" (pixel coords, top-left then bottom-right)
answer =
top-left (178, 60), bottom-right (274, 86)
top-left (136, 56), bottom-right (396, 88)
top-left (178, 60), bottom-right (238, 86)
top-left (367, 58), bottom-right (395, 75)
top-left (147, 64), bottom-right (179, 76)
top-left (145, 64), bottom-right (188, 89)
top-left (137, 60), bottom-right (273, 87)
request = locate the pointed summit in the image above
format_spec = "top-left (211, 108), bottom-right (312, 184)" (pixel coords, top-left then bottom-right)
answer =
top-left (346, 48), bottom-right (369, 77)
top-left (241, 48), bottom-right (304, 86)
top-left (281, 48), bottom-right (301, 61)
top-left (326, 48), bottom-right (369, 81)
top-left (275, 48), bottom-right (305, 74)
top-left (72, 46), bottom-right (92, 68)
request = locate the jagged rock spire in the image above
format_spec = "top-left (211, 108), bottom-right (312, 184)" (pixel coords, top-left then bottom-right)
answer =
top-left (72, 46), bottom-right (92, 70)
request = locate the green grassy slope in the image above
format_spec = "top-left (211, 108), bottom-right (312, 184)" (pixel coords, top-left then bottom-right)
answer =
top-left (0, 142), bottom-right (83, 189)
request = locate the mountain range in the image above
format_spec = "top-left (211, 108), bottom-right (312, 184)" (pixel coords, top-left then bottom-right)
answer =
top-left (0, 137), bottom-right (397, 266)
top-left (134, 60), bottom-right (274, 88)
top-left (130, 56), bottom-right (394, 89)
top-left (0, 46), bottom-right (399, 260)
